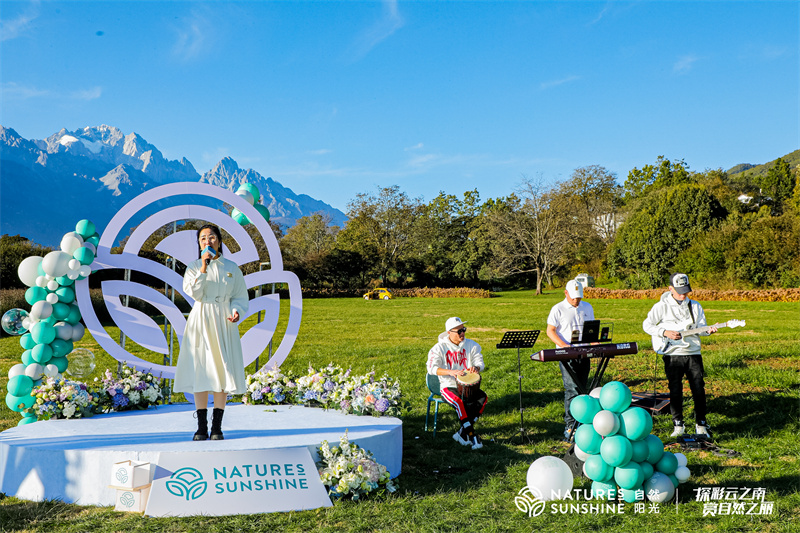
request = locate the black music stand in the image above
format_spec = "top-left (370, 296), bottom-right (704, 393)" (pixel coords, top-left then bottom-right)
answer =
top-left (496, 330), bottom-right (540, 444)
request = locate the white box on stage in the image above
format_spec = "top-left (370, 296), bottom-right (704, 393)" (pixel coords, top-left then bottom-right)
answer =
top-left (113, 485), bottom-right (151, 513)
top-left (109, 460), bottom-right (152, 490)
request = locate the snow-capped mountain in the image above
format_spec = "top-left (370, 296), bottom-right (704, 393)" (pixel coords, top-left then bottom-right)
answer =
top-left (0, 125), bottom-right (347, 246)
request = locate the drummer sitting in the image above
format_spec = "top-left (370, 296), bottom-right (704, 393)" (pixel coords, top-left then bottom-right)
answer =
top-left (426, 317), bottom-right (488, 450)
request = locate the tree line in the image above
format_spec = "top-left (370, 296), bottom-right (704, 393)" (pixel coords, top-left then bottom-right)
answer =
top-left (2, 156), bottom-right (798, 293)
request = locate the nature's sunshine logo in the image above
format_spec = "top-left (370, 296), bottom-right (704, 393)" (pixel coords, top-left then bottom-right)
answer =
top-left (166, 467), bottom-right (208, 501)
top-left (119, 491), bottom-right (136, 508)
top-left (115, 468), bottom-right (129, 484)
top-left (515, 486), bottom-right (546, 517)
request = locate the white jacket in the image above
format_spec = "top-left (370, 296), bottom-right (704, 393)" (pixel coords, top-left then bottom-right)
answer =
top-left (643, 291), bottom-right (709, 356)
top-left (426, 333), bottom-right (485, 390)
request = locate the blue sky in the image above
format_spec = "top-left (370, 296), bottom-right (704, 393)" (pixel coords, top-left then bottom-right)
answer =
top-left (2, 0), bottom-right (798, 212)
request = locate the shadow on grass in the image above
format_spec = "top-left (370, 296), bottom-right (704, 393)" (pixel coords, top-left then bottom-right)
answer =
top-left (708, 389), bottom-right (799, 438)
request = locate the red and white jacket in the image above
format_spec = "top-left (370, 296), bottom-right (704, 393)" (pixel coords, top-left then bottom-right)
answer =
top-left (426, 332), bottom-right (485, 390)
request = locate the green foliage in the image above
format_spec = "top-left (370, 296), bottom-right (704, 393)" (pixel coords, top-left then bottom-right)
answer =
top-left (606, 183), bottom-right (727, 288)
top-left (623, 156), bottom-right (693, 202)
top-left (0, 235), bottom-right (52, 289)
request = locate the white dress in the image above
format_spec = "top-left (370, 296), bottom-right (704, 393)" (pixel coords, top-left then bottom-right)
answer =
top-left (173, 255), bottom-right (249, 394)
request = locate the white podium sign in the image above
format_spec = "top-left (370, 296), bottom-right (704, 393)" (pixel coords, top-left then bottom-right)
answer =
top-left (145, 448), bottom-right (332, 516)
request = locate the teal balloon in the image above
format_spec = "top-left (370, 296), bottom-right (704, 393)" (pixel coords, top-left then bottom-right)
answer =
top-left (55, 286), bottom-right (75, 304)
top-left (21, 349), bottom-right (35, 366)
top-left (73, 247), bottom-right (95, 266)
top-left (231, 207), bottom-right (251, 225)
top-left (237, 183), bottom-right (260, 203)
top-left (630, 438), bottom-right (650, 463)
top-left (31, 343), bottom-right (53, 364)
top-left (50, 356), bottom-right (69, 373)
top-left (600, 435), bottom-right (633, 467)
top-left (8, 375), bottom-right (34, 397)
top-left (86, 233), bottom-right (100, 247)
top-left (52, 302), bottom-right (71, 320)
top-left (20, 332), bottom-right (37, 350)
top-left (22, 410), bottom-right (37, 418)
top-left (641, 461), bottom-right (654, 480)
top-left (25, 286), bottom-right (48, 305)
top-left (591, 480), bottom-right (617, 500)
top-left (37, 261), bottom-right (46, 276)
top-left (584, 454), bottom-right (614, 482)
top-left (50, 338), bottom-right (72, 358)
top-left (644, 434), bottom-right (665, 464)
top-left (614, 461), bottom-right (643, 490)
top-left (75, 219), bottom-right (96, 239)
top-left (574, 424), bottom-right (603, 454)
top-left (18, 416), bottom-right (37, 426)
top-left (619, 406), bottom-right (653, 441)
top-left (43, 315), bottom-right (57, 326)
top-left (620, 485), bottom-right (644, 503)
top-left (655, 452), bottom-right (678, 475)
top-left (56, 275), bottom-right (75, 286)
top-left (668, 474), bottom-right (679, 488)
top-left (65, 304), bottom-right (82, 324)
top-left (569, 394), bottom-right (601, 425)
top-left (30, 322), bottom-right (56, 344)
top-left (599, 381), bottom-right (632, 413)
top-left (6, 392), bottom-right (35, 412)
top-left (254, 204), bottom-right (270, 222)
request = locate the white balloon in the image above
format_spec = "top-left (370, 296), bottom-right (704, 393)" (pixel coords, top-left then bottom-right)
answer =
top-left (236, 189), bottom-right (255, 205)
top-left (593, 410), bottom-right (620, 436)
top-left (24, 363), bottom-right (45, 380)
top-left (41, 250), bottom-right (72, 278)
top-left (44, 364), bottom-right (60, 378)
top-left (68, 258), bottom-right (82, 271)
top-left (78, 265), bottom-right (91, 277)
top-left (82, 242), bottom-right (96, 255)
top-left (589, 387), bottom-right (602, 399)
top-left (675, 466), bottom-right (691, 483)
top-left (8, 363), bottom-right (26, 379)
top-left (526, 456), bottom-right (574, 502)
top-left (644, 472), bottom-right (675, 503)
top-left (67, 270), bottom-right (80, 280)
top-left (18, 256), bottom-right (44, 287)
top-left (46, 293), bottom-right (59, 305)
top-left (60, 233), bottom-right (84, 255)
top-left (36, 276), bottom-right (49, 288)
top-left (674, 452), bottom-right (687, 468)
top-left (54, 322), bottom-right (74, 341)
top-left (30, 301), bottom-right (53, 321)
top-left (71, 323), bottom-right (85, 341)
top-left (573, 443), bottom-right (591, 462)
top-left (21, 316), bottom-right (34, 330)
top-left (47, 279), bottom-right (60, 291)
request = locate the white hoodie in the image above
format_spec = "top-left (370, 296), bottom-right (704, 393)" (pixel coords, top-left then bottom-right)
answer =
top-left (643, 291), bottom-right (709, 356)
top-left (426, 332), bottom-right (485, 390)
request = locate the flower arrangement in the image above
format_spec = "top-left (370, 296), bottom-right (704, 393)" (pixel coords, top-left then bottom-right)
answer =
top-left (94, 363), bottom-right (163, 413)
top-left (24, 377), bottom-right (98, 420)
top-left (242, 363), bottom-right (407, 417)
top-left (317, 431), bottom-right (397, 501)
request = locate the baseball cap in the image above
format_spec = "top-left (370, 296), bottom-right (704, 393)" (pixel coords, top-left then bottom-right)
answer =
top-left (566, 279), bottom-right (584, 299)
top-left (445, 317), bottom-right (467, 332)
top-left (670, 273), bottom-right (692, 294)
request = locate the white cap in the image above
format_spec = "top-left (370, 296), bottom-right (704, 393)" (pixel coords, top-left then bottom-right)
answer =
top-left (444, 317), bottom-right (467, 332)
top-left (566, 279), bottom-right (584, 299)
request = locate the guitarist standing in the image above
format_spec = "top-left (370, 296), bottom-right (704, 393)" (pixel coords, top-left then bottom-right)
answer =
top-left (643, 273), bottom-right (717, 438)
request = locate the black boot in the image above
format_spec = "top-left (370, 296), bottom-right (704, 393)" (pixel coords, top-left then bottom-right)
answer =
top-left (210, 408), bottom-right (225, 440)
top-left (193, 409), bottom-right (208, 441)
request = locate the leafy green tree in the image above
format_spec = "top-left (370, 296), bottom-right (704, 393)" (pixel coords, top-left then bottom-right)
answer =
top-left (727, 211), bottom-right (800, 288)
top-left (759, 157), bottom-right (794, 212)
top-left (0, 235), bottom-right (52, 289)
top-left (623, 156), bottom-right (693, 202)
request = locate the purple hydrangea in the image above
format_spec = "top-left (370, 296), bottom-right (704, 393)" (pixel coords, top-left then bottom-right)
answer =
top-left (113, 394), bottom-right (129, 408)
top-left (303, 390), bottom-right (319, 401)
top-left (324, 380), bottom-right (336, 392)
top-left (252, 390), bottom-right (264, 401)
top-left (375, 398), bottom-right (390, 413)
top-left (340, 400), bottom-right (351, 411)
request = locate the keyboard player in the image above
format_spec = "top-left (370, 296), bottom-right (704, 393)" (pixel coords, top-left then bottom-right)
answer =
top-left (546, 279), bottom-right (595, 441)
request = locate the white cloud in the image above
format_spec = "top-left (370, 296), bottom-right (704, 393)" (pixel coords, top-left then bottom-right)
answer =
top-left (540, 75), bottom-right (581, 90)
top-left (405, 143), bottom-right (424, 151)
top-left (172, 9), bottom-right (215, 61)
top-left (673, 54), bottom-right (699, 74)
top-left (308, 149), bottom-right (333, 156)
top-left (0, 0), bottom-right (40, 42)
top-left (71, 86), bottom-right (103, 101)
top-left (348, 0), bottom-right (404, 61)
top-left (1, 82), bottom-right (50, 99)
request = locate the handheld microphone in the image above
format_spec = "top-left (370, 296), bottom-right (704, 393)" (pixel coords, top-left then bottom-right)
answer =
top-left (202, 246), bottom-right (215, 266)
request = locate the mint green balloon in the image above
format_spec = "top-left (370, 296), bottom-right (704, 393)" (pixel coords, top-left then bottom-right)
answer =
top-left (25, 286), bottom-right (48, 305)
top-left (65, 304), bottom-right (81, 324)
top-left (591, 480), bottom-right (617, 500)
top-left (656, 452), bottom-right (678, 475)
top-left (231, 207), bottom-right (251, 226)
top-left (237, 183), bottom-right (260, 203)
top-left (20, 332), bottom-right (36, 350)
top-left (631, 439), bottom-right (650, 463)
top-left (614, 461), bottom-right (643, 490)
top-left (31, 343), bottom-right (53, 364)
top-left (30, 322), bottom-right (56, 344)
top-left (619, 406), bottom-right (653, 441)
top-left (50, 356), bottom-right (69, 373)
top-left (600, 435), bottom-right (633, 467)
top-left (645, 434), bottom-right (665, 464)
top-left (52, 302), bottom-right (71, 320)
top-left (6, 392), bottom-right (35, 412)
top-left (584, 454), bottom-right (614, 482)
top-left (570, 394), bottom-right (602, 424)
top-left (85, 233), bottom-right (100, 247)
top-left (50, 338), bottom-right (72, 358)
top-left (620, 484), bottom-right (644, 503)
top-left (56, 275), bottom-right (75, 286)
top-left (599, 381), bottom-right (632, 413)
top-left (641, 461), bottom-right (654, 479)
top-left (55, 286), bottom-right (75, 304)
top-left (75, 219), bottom-right (96, 239)
top-left (73, 247), bottom-right (95, 266)
top-left (575, 423), bottom-right (603, 454)
top-left (21, 349), bottom-right (35, 366)
top-left (8, 375), bottom-right (34, 397)
top-left (18, 416), bottom-right (37, 426)
top-left (254, 204), bottom-right (270, 222)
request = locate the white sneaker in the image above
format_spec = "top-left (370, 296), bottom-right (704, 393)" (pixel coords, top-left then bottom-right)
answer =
top-left (671, 422), bottom-right (685, 437)
top-left (453, 428), bottom-right (471, 446)
top-left (696, 421), bottom-right (712, 437)
top-left (470, 435), bottom-right (483, 450)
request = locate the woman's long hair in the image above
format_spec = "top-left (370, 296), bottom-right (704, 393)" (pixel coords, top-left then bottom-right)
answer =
top-left (196, 224), bottom-right (223, 259)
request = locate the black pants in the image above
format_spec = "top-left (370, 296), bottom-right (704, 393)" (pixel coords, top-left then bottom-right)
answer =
top-left (663, 354), bottom-right (707, 423)
top-left (441, 387), bottom-right (488, 424)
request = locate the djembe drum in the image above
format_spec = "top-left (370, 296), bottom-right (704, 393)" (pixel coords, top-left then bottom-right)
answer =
top-left (456, 372), bottom-right (481, 400)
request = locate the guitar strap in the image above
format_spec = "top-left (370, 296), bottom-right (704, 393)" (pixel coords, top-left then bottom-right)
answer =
top-left (687, 299), bottom-right (696, 328)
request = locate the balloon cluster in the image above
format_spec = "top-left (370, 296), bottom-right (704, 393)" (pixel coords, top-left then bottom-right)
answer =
top-left (4, 219), bottom-right (98, 426)
top-left (230, 183), bottom-right (270, 225)
top-left (570, 381), bottom-right (691, 503)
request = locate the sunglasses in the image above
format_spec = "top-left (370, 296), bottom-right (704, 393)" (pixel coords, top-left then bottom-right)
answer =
top-left (452, 327), bottom-right (467, 335)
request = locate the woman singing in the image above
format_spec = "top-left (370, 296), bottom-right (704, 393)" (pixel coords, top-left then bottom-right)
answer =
top-left (174, 224), bottom-right (249, 440)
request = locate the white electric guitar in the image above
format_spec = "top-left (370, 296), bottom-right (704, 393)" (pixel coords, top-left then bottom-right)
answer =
top-left (658, 319), bottom-right (746, 353)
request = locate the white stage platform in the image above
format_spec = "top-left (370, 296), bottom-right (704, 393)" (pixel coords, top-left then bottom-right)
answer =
top-left (0, 404), bottom-right (403, 506)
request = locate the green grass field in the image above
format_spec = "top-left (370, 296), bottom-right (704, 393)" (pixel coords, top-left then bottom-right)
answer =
top-left (1, 290), bottom-right (798, 532)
